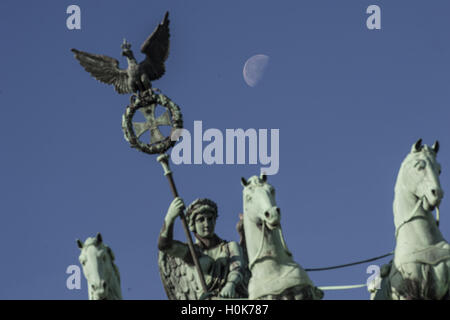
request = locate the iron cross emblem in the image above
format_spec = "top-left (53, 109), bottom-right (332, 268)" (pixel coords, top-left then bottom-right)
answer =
top-left (132, 103), bottom-right (172, 144)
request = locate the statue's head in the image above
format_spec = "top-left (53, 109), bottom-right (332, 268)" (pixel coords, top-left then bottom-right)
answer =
top-left (186, 198), bottom-right (218, 238)
top-left (241, 174), bottom-right (281, 230)
top-left (76, 233), bottom-right (120, 300)
top-left (121, 38), bottom-right (133, 58)
top-left (397, 139), bottom-right (443, 212)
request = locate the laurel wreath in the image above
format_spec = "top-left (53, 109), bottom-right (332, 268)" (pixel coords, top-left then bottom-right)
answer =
top-left (122, 90), bottom-right (183, 155)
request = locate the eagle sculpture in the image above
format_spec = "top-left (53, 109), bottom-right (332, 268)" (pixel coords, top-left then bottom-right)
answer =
top-left (71, 11), bottom-right (170, 94)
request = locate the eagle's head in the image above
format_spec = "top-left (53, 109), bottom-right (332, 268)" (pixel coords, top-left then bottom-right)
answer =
top-left (121, 38), bottom-right (133, 58)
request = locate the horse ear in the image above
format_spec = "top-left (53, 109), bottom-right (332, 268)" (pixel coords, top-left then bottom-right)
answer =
top-left (76, 239), bottom-right (83, 249)
top-left (260, 173), bottom-right (267, 182)
top-left (241, 177), bottom-right (248, 187)
top-left (411, 138), bottom-right (423, 153)
top-left (95, 232), bottom-right (103, 244)
top-left (432, 140), bottom-right (440, 154)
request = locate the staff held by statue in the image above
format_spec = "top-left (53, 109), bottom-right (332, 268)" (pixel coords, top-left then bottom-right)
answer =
top-left (71, 11), bottom-right (210, 297)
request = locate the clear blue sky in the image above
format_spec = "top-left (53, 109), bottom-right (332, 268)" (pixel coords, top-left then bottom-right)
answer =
top-left (1, 0), bottom-right (450, 300)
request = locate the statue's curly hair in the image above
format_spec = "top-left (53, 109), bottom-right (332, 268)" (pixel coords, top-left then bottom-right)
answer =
top-left (186, 198), bottom-right (218, 232)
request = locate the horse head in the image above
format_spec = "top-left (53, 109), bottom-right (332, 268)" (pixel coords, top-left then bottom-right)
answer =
top-left (241, 174), bottom-right (280, 230)
top-left (396, 139), bottom-right (443, 213)
top-left (240, 174), bottom-right (322, 300)
top-left (76, 233), bottom-right (121, 300)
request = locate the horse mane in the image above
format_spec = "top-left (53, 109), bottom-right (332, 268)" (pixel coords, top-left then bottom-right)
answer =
top-left (239, 174), bottom-right (269, 260)
top-left (236, 214), bottom-right (249, 263)
top-left (107, 246), bottom-right (121, 283)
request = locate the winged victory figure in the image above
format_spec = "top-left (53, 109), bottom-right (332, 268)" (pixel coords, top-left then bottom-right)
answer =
top-left (158, 197), bottom-right (250, 300)
top-left (71, 11), bottom-right (170, 95)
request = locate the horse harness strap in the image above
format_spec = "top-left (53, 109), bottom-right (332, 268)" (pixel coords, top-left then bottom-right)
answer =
top-left (395, 197), bottom-right (440, 239)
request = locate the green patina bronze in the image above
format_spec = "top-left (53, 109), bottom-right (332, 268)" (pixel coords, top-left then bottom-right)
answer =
top-left (158, 197), bottom-right (248, 299)
top-left (76, 233), bottom-right (122, 300)
top-left (73, 11), bottom-right (449, 301)
top-left (369, 139), bottom-right (450, 300)
top-left (240, 174), bottom-right (323, 300)
top-left (157, 174), bottom-right (323, 300)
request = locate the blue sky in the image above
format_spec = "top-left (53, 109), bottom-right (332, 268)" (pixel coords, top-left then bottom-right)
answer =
top-left (1, 0), bottom-right (450, 300)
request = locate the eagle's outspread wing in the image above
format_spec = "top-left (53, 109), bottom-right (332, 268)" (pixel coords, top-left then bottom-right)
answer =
top-left (71, 49), bottom-right (131, 94)
top-left (140, 11), bottom-right (170, 81)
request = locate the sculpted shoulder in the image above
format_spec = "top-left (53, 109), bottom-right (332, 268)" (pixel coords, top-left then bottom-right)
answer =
top-left (227, 241), bottom-right (245, 256)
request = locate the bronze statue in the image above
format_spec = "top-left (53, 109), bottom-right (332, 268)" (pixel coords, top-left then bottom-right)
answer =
top-left (158, 197), bottom-right (248, 299)
top-left (71, 12), bottom-right (170, 94)
top-left (71, 10), bottom-right (224, 299)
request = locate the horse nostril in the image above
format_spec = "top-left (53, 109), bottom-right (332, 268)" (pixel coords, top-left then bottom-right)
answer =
top-left (277, 208), bottom-right (280, 215)
top-left (102, 281), bottom-right (107, 290)
top-left (432, 189), bottom-right (437, 197)
top-left (265, 211), bottom-right (270, 218)
top-left (91, 284), bottom-right (96, 290)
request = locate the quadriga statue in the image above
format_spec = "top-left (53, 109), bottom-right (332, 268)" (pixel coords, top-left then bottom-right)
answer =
top-left (158, 174), bottom-right (323, 300)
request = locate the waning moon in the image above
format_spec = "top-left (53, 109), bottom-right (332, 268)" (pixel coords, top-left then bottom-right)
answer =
top-left (243, 54), bottom-right (269, 87)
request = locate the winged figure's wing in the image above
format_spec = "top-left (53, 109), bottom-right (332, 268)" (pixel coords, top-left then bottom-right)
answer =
top-left (140, 11), bottom-right (170, 81)
top-left (158, 250), bottom-right (201, 300)
top-left (71, 49), bottom-right (131, 94)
